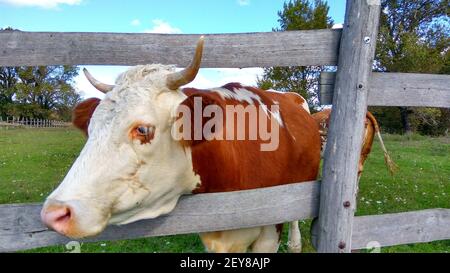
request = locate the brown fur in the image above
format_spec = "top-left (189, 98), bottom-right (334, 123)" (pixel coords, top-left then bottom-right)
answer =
top-left (72, 98), bottom-right (101, 136)
top-left (311, 109), bottom-right (395, 178)
top-left (180, 84), bottom-right (321, 193)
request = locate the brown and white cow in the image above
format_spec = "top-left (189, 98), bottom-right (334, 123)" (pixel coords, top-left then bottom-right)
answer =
top-left (311, 108), bottom-right (397, 179)
top-left (41, 37), bottom-right (321, 253)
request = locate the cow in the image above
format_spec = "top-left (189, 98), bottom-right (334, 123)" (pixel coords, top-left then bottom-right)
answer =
top-left (40, 37), bottom-right (321, 253)
top-left (311, 108), bottom-right (397, 179)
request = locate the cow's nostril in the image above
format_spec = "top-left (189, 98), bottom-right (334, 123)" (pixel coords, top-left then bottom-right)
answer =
top-left (55, 207), bottom-right (71, 222)
top-left (41, 204), bottom-right (73, 233)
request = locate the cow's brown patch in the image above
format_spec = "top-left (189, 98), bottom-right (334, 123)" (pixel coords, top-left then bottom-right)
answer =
top-left (72, 98), bottom-right (101, 136)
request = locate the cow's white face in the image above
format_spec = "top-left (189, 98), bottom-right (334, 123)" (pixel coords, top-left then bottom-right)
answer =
top-left (41, 64), bottom-right (201, 238)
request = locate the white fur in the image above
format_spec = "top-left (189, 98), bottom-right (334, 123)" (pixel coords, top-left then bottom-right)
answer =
top-left (251, 225), bottom-right (281, 253)
top-left (211, 87), bottom-right (284, 127)
top-left (302, 100), bottom-right (310, 114)
top-left (212, 87), bottom-right (261, 106)
top-left (287, 221), bottom-right (302, 253)
top-left (267, 89), bottom-right (310, 113)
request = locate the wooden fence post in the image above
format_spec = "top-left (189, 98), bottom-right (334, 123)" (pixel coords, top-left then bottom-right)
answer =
top-left (316, 0), bottom-right (381, 253)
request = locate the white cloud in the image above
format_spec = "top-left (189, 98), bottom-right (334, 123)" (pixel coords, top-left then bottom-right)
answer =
top-left (130, 19), bottom-right (140, 26)
top-left (237, 0), bottom-right (250, 6)
top-left (332, 23), bottom-right (344, 29)
top-left (144, 19), bottom-right (182, 34)
top-left (0, 0), bottom-right (82, 9)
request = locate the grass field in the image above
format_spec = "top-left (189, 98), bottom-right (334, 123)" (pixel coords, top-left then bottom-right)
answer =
top-left (0, 127), bottom-right (448, 253)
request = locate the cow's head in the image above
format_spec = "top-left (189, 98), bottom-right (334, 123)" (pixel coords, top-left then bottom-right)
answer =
top-left (40, 37), bottom-right (205, 238)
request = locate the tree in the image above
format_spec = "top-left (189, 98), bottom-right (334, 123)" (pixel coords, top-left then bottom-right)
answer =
top-left (257, 0), bottom-right (334, 112)
top-left (0, 67), bottom-right (18, 119)
top-left (15, 66), bottom-right (80, 109)
top-left (0, 67), bottom-right (17, 102)
top-left (0, 65), bottom-right (81, 120)
top-left (373, 0), bottom-right (449, 134)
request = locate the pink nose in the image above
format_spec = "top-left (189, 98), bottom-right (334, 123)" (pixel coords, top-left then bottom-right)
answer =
top-left (41, 203), bottom-right (73, 235)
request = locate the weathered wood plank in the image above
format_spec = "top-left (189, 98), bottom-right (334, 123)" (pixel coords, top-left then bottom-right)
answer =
top-left (369, 73), bottom-right (450, 108)
top-left (318, 72), bottom-right (336, 105)
top-left (0, 181), bottom-right (320, 252)
top-left (0, 29), bottom-right (341, 68)
top-left (352, 209), bottom-right (450, 250)
top-left (310, 209), bottom-right (450, 250)
top-left (317, 0), bottom-right (381, 253)
top-left (319, 72), bottom-right (450, 107)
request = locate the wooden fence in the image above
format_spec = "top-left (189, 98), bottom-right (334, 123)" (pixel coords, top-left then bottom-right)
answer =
top-left (0, 0), bottom-right (449, 253)
top-left (319, 72), bottom-right (450, 107)
top-left (0, 117), bottom-right (70, 128)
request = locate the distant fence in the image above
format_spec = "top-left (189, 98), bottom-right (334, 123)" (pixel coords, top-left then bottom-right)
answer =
top-left (0, 117), bottom-right (71, 128)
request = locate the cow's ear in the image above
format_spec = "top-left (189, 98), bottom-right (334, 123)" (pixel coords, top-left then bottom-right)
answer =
top-left (174, 92), bottom-right (224, 146)
top-left (72, 98), bottom-right (101, 136)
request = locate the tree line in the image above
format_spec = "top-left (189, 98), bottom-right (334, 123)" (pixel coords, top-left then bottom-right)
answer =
top-left (258, 0), bottom-right (449, 136)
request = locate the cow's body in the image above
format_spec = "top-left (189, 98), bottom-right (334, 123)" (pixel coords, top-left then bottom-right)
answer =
top-left (185, 83), bottom-right (320, 193)
top-left (181, 83), bottom-right (320, 252)
top-left (41, 38), bottom-right (321, 252)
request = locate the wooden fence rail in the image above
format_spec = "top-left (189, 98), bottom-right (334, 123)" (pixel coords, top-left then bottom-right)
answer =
top-left (311, 208), bottom-right (450, 250)
top-left (1, 181), bottom-right (448, 252)
top-left (0, 117), bottom-right (70, 128)
top-left (0, 181), bottom-right (320, 252)
top-left (0, 29), bottom-right (341, 68)
top-left (319, 72), bottom-right (450, 108)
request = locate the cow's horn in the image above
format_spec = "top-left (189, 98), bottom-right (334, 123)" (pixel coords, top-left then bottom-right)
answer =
top-left (166, 36), bottom-right (204, 90)
top-left (83, 68), bottom-right (115, 93)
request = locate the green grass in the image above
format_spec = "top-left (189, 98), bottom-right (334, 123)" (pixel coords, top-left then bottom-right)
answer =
top-left (0, 127), bottom-right (449, 253)
top-left (0, 127), bottom-right (85, 204)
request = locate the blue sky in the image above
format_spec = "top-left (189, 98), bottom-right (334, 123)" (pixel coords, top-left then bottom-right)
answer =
top-left (0, 0), bottom-right (346, 98)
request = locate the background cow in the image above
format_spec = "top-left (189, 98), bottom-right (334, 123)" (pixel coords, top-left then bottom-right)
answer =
top-left (311, 108), bottom-right (398, 179)
top-left (41, 37), bottom-right (321, 253)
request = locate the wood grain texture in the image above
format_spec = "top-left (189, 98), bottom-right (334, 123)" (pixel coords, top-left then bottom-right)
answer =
top-left (319, 72), bottom-right (450, 107)
top-left (0, 181), bottom-right (320, 252)
top-left (0, 29), bottom-right (341, 67)
top-left (319, 72), bottom-right (337, 105)
top-left (352, 209), bottom-right (450, 250)
top-left (317, 0), bottom-right (381, 253)
top-left (310, 209), bottom-right (450, 250)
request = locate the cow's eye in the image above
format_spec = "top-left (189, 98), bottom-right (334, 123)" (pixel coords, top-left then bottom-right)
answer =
top-left (137, 126), bottom-right (149, 136)
top-left (130, 124), bottom-right (155, 144)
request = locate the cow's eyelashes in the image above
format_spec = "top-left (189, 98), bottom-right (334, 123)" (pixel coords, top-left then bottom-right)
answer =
top-left (130, 124), bottom-right (155, 144)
